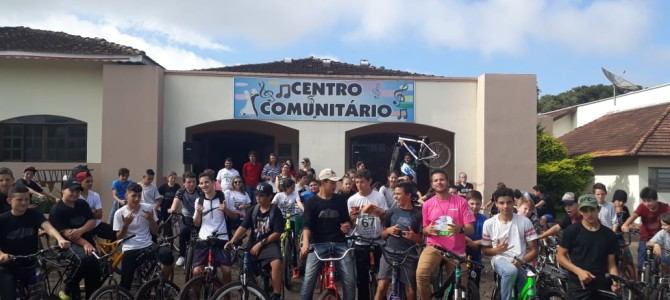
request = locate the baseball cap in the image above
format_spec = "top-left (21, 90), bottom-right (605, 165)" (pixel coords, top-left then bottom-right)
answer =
top-left (318, 168), bottom-right (341, 182)
top-left (74, 171), bottom-right (89, 182)
top-left (561, 192), bottom-right (576, 204)
top-left (62, 179), bottom-right (83, 191)
top-left (23, 166), bottom-right (37, 173)
top-left (255, 182), bottom-right (274, 196)
top-left (578, 194), bottom-right (597, 210)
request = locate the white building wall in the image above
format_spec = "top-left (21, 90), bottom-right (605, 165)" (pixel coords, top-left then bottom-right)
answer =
top-left (575, 84), bottom-right (670, 127)
top-left (592, 157), bottom-right (640, 213)
top-left (162, 73), bottom-right (479, 179)
top-left (553, 114), bottom-right (574, 137)
top-left (0, 60), bottom-right (103, 163)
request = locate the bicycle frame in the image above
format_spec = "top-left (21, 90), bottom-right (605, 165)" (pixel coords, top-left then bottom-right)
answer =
top-left (397, 136), bottom-right (437, 162)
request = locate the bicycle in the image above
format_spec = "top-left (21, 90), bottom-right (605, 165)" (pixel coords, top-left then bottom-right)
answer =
top-left (639, 244), bottom-right (660, 299)
top-left (178, 230), bottom-right (230, 300)
top-left (389, 136), bottom-right (451, 172)
top-left (7, 246), bottom-right (75, 299)
top-left (310, 242), bottom-right (356, 300)
top-left (378, 244), bottom-right (421, 300)
top-left (490, 256), bottom-right (565, 300)
top-left (89, 235), bottom-right (136, 300)
top-left (280, 212), bottom-right (302, 291)
top-left (655, 247), bottom-right (670, 300)
top-left (431, 245), bottom-right (481, 300)
top-left (353, 236), bottom-right (384, 300)
top-left (209, 242), bottom-right (274, 300)
top-left (595, 273), bottom-right (646, 299)
top-left (134, 213), bottom-right (181, 299)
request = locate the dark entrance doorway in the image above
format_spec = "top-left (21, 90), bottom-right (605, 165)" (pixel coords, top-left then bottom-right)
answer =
top-left (184, 120), bottom-right (299, 175)
top-left (346, 123), bottom-right (454, 193)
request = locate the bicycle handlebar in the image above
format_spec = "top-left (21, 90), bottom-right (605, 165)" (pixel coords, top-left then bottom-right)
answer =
top-left (513, 256), bottom-right (538, 275)
top-left (381, 244), bottom-right (420, 266)
top-left (605, 273), bottom-right (645, 292)
top-left (8, 245), bottom-right (65, 262)
top-left (309, 245), bottom-right (356, 262)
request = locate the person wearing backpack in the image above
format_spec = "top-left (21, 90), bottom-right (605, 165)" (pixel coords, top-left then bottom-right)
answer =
top-left (226, 182), bottom-right (284, 300)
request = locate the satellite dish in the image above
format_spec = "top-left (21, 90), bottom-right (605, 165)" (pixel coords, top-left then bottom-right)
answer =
top-left (601, 67), bottom-right (642, 91)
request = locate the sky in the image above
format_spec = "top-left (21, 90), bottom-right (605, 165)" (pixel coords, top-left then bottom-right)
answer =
top-left (2, 0), bottom-right (670, 95)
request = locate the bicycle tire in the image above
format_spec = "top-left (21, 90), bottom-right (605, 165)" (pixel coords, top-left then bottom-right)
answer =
top-left (90, 285), bottom-right (134, 300)
top-left (178, 275), bottom-right (222, 300)
top-left (184, 242), bottom-right (195, 282)
top-left (421, 141), bottom-right (451, 169)
top-left (318, 289), bottom-right (340, 300)
top-left (538, 287), bottom-right (565, 300)
top-left (210, 281), bottom-right (270, 300)
top-left (282, 234), bottom-right (294, 291)
top-left (369, 272), bottom-right (378, 300)
top-left (135, 278), bottom-right (180, 299)
top-left (466, 280), bottom-right (479, 300)
top-left (389, 144), bottom-right (401, 174)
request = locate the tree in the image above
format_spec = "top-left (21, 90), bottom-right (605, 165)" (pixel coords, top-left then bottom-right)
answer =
top-left (537, 128), bottom-right (593, 216)
top-left (538, 84), bottom-right (630, 113)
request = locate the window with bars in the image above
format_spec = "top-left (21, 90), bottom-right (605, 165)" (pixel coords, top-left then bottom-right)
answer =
top-left (0, 115), bottom-right (86, 162)
top-left (649, 167), bottom-right (670, 193)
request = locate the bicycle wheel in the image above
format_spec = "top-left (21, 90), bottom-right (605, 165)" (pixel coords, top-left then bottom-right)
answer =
top-left (211, 281), bottom-right (270, 300)
top-left (539, 287), bottom-right (566, 300)
top-left (184, 243), bottom-right (195, 282)
top-left (135, 278), bottom-right (180, 299)
top-left (178, 275), bottom-right (222, 300)
top-left (282, 234), bottom-right (294, 291)
top-left (318, 290), bottom-right (339, 300)
top-left (466, 280), bottom-right (480, 300)
top-left (90, 285), bottom-right (134, 300)
top-left (420, 141), bottom-right (451, 169)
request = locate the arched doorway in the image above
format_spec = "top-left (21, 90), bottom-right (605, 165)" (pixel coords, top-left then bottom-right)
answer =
top-left (345, 123), bottom-right (454, 192)
top-left (185, 120), bottom-right (299, 174)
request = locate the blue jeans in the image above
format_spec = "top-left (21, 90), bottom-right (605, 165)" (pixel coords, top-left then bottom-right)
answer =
top-left (637, 240), bottom-right (647, 272)
top-left (247, 186), bottom-right (257, 206)
top-left (299, 242), bottom-right (355, 300)
top-left (493, 257), bottom-right (526, 300)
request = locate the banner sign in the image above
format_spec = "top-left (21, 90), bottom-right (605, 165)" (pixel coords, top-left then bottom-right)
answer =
top-left (234, 77), bottom-right (415, 122)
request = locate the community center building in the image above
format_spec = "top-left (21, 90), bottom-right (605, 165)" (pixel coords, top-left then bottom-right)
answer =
top-left (1, 27), bottom-right (537, 214)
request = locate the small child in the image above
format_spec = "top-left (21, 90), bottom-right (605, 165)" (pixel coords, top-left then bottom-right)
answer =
top-left (517, 197), bottom-right (541, 233)
top-left (465, 190), bottom-right (486, 286)
top-left (649, 213), bottom-right (670, 275)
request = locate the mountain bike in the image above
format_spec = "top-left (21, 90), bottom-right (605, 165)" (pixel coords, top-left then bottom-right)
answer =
top-left (281, 212), bottom-right (302, 291)
top-left (378, 244), bottom-right (421, 300)
top-left (135, 213), bottom-right (181, 299)
top-left (209, 242), bottom-right (273, 300)
top-left (490, 256), bottom-right (565, 300)
top-left (7, 246), bottom-right (75, 299)
top-left (90, 235), bottom-right (136, 300)
top-left (178, 230), bottom-right (230, 300)
top-left (389, 136), bottom-right (451, 172)
top-left (431, 245), bottom-right (481, 300)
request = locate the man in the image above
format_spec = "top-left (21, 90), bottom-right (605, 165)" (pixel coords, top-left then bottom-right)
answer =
top-left (416, 170), bottom-right (475, 300)
top-left (16, 166), bottom-right (56, 201)
top-left (300, 168), bottom-right (355, 300)
top-left (481, 188), bottom-right (539, 300)
top-left (139, 169), bottom-right (162, 208)
top-left (374, 181), bottom-right (422, 300)
top-left (113, 182), bottom-right (163, 290)
top-left (455, 172), bottom-right (474, 197)
top-left (77, 171), bottom-right (116, 240)
top-left (538, 192), bottom-right (581, 240)
top-left (557, 194), bottom-right (620, 299)
top-left (593, 183), bottom-right (616, 229)
top-left (168, 171), bottom-right (201, 267)
top-left (216, 158), bottom-right (240, 191)
top-left (243, 151), bottom-right (263, 204)
top-left (622, 187), bottom-right (670, 271)
top-left (0, 185), bottom-right (71, 300)
top-left (0, 167), bottom-right (14, 214)
top-left (227, 183), bottom-right (283, 300)
top-left (348, 169), bottom-right (388, 300)
top-left (49, 180), bottom-right (101, 299)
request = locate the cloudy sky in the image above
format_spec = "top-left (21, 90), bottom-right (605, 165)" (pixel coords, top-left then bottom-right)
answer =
top-left (3, 0), bottom-right (669, 95)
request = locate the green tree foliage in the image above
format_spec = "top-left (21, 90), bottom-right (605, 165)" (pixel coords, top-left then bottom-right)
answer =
top-left (537, 129), bottom-right (594, 215)
top-left (538, 84), bottom-right (630, 113)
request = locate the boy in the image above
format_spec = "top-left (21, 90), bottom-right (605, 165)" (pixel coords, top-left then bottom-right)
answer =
top-left (374, 181), bottom-right (422, 300)
top-left (622, 187), bottom-right (670, 271)
top-left (0, 167), bottom-right (15, 214)
top-left (649, 213), bottom-right (670, 275)
top-left (538, 192), bottom-right (581, 240)
top-left (139, 169), bottom-right (162, 208)
top-left (168, 171), bottom-right (201, 267)
top-left (300, 177), bottom-right (319, 203)
top-left (77, 171), bottom-right (116, 240)
top-left (481, 188), bottom-right (538, 300)
top-left (0, 185), bottom-right (70, 300)
top-left (465, 190), bottom-right (486, 286)
top-left (110, 168), bottom-right (131, 224)
top-left (593, 183), bottom-right (616, 229)
top-left (16, 166), bottom-right (56, 201)
top-left (158, 171), bottom-right (180, 224)
top-left (557, 194), bottom-right (620, 299)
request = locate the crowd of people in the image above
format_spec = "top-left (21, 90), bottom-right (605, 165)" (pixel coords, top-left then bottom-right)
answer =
top-left (0, 150), bottom-right (669, 300)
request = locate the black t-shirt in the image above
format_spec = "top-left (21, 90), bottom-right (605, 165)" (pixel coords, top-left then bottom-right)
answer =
top-left (559, 222), bottom-right (617, 276)
top-left (49, 199), bottom-right (95, 244)
top-left (533, 195), bottom-right (553, 217)
top-left (303, 194), bottom-right (350, 243)
top-left (0, 192), bottom-right (10, 214)
top-left (0, 208), bottom-right (46, 256)
top-left (241, 204), bottom-right (283, 246)
top-left (383, 206), bottom-right (422, 251)
top-left (558, 215), bottom-right (581, 229)
top-left (158, 183), bottom-right (181, 209)
top-left (16, 178), bottom-right (43, 193)
top-left (456, 182), bottom-right (474, 196)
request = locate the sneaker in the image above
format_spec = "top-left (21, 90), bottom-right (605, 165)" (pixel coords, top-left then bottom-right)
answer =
top-left (292, 268), bottom-right (300, 279)
top-left (175, 256), bottom-right (185, 267)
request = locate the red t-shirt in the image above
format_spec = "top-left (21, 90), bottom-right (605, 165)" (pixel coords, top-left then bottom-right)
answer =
top-left (635, 202), bottom-right (670, 241)
top-left (242, 162), bottom-right (262, 187)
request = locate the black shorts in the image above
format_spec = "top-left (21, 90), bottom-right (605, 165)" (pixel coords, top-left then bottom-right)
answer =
top-left (193, 240), bottom-right (232, 267)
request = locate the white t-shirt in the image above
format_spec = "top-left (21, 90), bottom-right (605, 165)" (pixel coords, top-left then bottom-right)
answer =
top-left (224, 190), bottom-right (251, 219)
top-left (481, 214), bottom-right (538, 264)
top-left (216, 168), bottom-right (240, 191)
top-left (347, 190), bottom-right (388, 243)
top-left (113, 203), bottom-right (157, 252)
top-left (80, 191), bottom-right (102, 226)
top-left (140, 183), bottom-right (162, 205)
top-left (378, 185), bottom-right (396, 209)
top-left (272, 190), bottom-right (302, 217)
top-left (598, 201), bottom-right (616, 229)
top-left (196, 191), bottom-right (231, 241)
